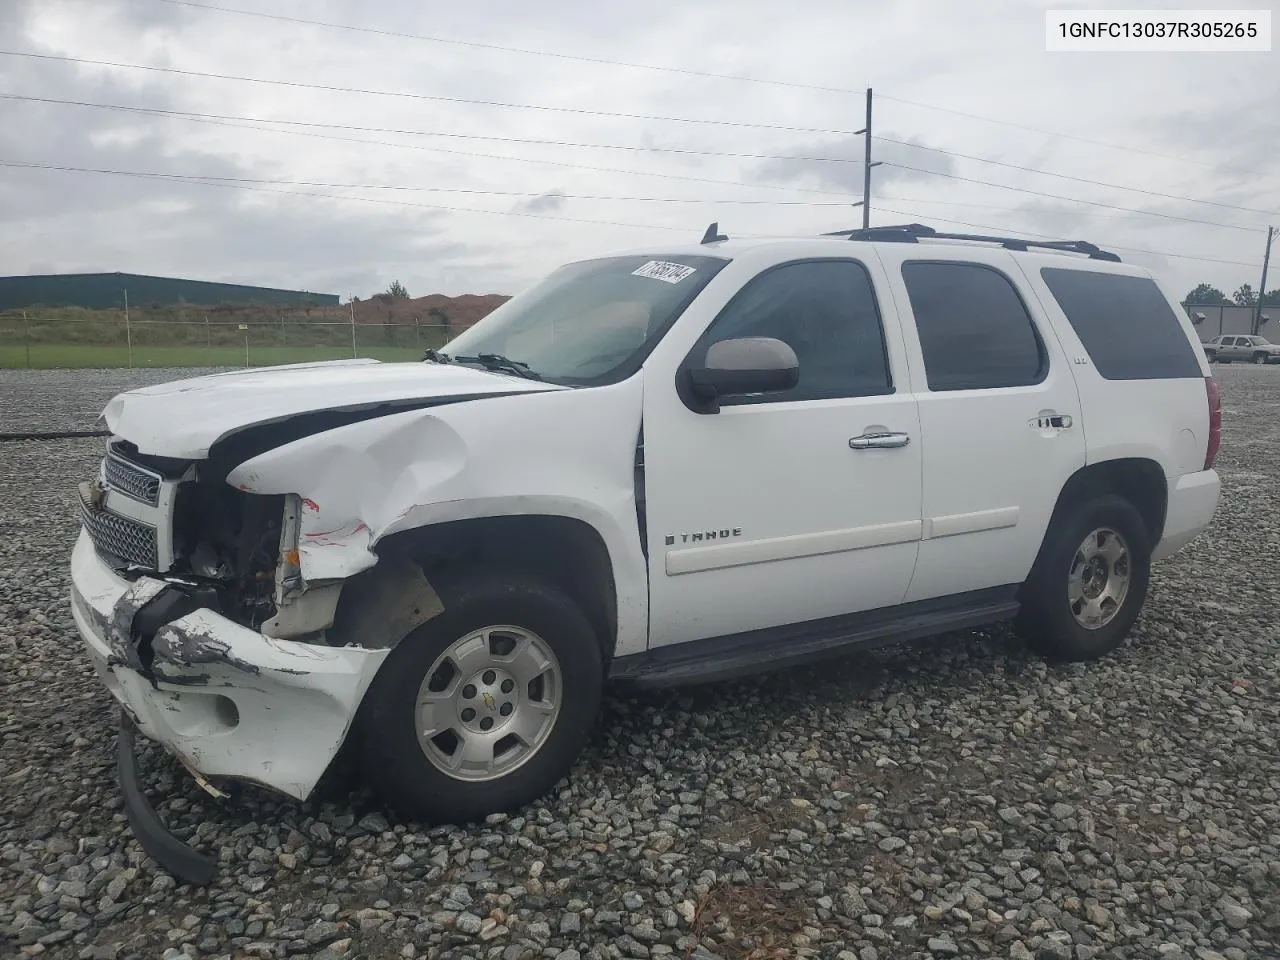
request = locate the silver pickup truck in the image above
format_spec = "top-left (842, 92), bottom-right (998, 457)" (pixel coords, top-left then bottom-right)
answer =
top-left (1202, 334), bottom-right (1280, 364)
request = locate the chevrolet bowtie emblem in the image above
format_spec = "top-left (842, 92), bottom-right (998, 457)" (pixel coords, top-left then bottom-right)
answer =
top-left (482, 691), bottom-right (496, 711)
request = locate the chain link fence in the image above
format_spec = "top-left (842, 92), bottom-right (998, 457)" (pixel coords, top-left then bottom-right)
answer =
top-left (0, 313), bottom-right (456, 368)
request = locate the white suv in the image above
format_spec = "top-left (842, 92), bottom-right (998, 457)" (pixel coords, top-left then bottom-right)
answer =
top-left (71, 223), bottom-right (1222, 881)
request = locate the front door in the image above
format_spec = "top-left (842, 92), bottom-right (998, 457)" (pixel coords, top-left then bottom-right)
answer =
top-left (640, 257), bottom-right (923, 648)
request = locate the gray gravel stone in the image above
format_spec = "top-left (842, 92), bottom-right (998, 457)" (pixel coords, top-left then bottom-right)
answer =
top-left (456, 912), bottom-right (484, 935)
top-left (3, 363), bottom-right (1280, 958)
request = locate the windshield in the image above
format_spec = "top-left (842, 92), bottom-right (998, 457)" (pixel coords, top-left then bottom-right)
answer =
top-left (441, 254), bottom-right (729, 384)
top-left (1248, 336), bottom-right (1269, 345)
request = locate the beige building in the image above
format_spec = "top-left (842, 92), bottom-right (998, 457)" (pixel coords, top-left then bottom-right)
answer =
top-left (1181, 303), bottom-right (1275, 341)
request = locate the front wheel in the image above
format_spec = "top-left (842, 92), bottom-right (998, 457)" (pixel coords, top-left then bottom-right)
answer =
top-left (1017, 495), bottom-right (1151, 661)
top-left (1254, 352), bottom-right (1268, 365)
top-left (358, 572), bottom-right (603, 824)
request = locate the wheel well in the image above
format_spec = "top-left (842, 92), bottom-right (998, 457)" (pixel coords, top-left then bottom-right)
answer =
top-left (374, 515), bottom-right (619, 662)
top-left (1049, 458), bottom-right (1168, 547)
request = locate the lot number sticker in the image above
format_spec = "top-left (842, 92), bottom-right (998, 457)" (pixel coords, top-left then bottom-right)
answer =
top-left (632, 260), bottom-right (697, 284)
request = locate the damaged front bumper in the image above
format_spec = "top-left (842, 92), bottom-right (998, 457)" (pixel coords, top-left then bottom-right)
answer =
top-left (70, 530), bottom-right (389, 875)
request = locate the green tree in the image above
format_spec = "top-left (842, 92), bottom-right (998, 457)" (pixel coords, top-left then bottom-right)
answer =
top-left (1183, 283), bottom-right (1230, 305)
top-left (1233, 283), bottom-right (1258, 306)
top-left (385, 280), bottom-right (410, 299)
top-left (1262, 288), bottom-right (1280, 306)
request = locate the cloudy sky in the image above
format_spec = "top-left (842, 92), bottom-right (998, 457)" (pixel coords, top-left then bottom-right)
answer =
top-left (1, 0), bottom-right (1276, 300)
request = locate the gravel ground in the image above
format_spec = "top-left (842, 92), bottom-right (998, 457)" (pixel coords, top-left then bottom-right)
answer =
top-left (1, 366), bottom-right (1278, 960)
top-left (0, 369), bottom-right (225, 434)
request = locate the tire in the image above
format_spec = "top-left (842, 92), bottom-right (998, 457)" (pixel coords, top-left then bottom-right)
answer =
top-left (1254, 353), bottom-right (1268, 365)
top-left (357, 572), bottom-right (603, 824)
top-left (1017, 494), bottom-right (1151, 662)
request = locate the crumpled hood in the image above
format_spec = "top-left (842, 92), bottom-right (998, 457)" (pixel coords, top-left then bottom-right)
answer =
top-left (102, 358), bottom-right (559, 459)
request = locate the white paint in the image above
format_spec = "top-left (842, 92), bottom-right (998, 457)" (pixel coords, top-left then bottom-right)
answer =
top-left (77, 233), bottom-right (1223, 799)
top-left (665, 519), bottom-right (923, 575)
top-left (638, 244), bottom-right (924, 646)
top-left (70, 531), bottom-right (387, 799)
top-left (1011, 257), bottom-right (1214, 482)
top-left (924, 507), bottom-right (1021, 540)
top-left (226, 376), bottom-right (651, 657)
top-left (874, 245), bottom-right (1089, 603)
top-left (1152, 469), bottom-right (1221, 561)
top-left (102, 357), bottom-right (562, 459)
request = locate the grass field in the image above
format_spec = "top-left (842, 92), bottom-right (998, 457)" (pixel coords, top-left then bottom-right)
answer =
top-left (0, 344), bottom-right (427, 369)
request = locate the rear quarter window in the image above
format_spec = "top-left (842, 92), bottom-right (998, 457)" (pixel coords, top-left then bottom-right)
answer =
top-left (1040, 268), bottom-right (1203, 380)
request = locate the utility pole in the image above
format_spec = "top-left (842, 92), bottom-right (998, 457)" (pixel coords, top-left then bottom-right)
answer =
top-left (123, 288), bottom-right (132, 368)
top-left (22, 310), bottom-right (30, 369)
top-left (349, 298), bottom-right (357, 357)
top-left (853, 88), bottom-right (883, 230)
top-left (1255, 226), bottom-right (1275, 336)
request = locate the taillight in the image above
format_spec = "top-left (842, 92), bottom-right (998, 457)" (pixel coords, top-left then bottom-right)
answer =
top-left (1204, 376), bottom-right (1221, 470)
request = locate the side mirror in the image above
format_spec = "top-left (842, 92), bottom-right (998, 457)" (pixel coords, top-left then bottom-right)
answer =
top-left (687, 337), bottom-right (799, 411)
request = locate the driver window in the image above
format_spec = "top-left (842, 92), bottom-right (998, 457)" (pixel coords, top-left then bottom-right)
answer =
top-left (689, 259), bottom-right (892, 404)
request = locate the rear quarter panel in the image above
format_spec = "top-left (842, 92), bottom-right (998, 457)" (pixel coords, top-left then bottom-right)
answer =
top-left (1012, 257), bottom-right (1211, 480)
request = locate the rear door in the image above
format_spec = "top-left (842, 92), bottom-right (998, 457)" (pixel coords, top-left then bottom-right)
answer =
top-left (875, 248), bottom-right (1087, 602)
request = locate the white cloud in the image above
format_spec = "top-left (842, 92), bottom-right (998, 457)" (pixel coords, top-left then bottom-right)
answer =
top-left (0, 0), bottom-right (1276, 300)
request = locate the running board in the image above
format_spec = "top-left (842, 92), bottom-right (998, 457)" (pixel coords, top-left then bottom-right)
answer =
top-left (610, 587), bottom-right (1020, 688)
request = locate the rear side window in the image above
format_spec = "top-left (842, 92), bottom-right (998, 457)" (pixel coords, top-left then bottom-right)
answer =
top-left (1040, 268), bottom-right (1202, 380)
top-left (901, 261), bottom-right (1045, 391)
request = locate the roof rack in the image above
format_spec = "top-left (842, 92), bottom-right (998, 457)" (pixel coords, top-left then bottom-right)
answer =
top-left (823, 223), bottom-right (1122, 262)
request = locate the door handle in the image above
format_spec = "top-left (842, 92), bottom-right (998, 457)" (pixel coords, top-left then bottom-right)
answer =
top-left (1030, 413), bottom-right (1073, 430)
top-left (849, 432), bottom-right (911, 450)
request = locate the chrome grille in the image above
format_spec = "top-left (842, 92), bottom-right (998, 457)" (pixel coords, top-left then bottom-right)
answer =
top-left (104, 453), bottom-right (161, 505)
top-left (80, 498), bottom-right (159, 569)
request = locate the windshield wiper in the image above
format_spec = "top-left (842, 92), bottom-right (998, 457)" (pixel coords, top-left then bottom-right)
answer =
top-left (422, 348), bottom-right (451, 364)
top-left (451, 353), bottom-right (543, 381)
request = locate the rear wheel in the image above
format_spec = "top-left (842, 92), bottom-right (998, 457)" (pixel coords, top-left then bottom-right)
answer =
top-left (358, 572), bottom-right (603, 823)
top-left (1017, 495), bottom-right (1151, 661)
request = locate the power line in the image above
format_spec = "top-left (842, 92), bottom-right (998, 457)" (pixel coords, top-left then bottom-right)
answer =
top-left (0, 50), bottom-right (858, 136)
top-left (0, 91), bottom-right (877, 164)
top-left (9, 91), bottom-right (1269, 228)
top-left (5, 159), bottom-right (1260, 270)
top-left (872, 206), bottom-right (1262, 269)
top-left (0, 92), bottom-right (1114, 217)
top-left (6, 94), bottom-right (859, 200)
top-left (153, 0), bottom-right (857, 96)
top-left (0, 159), bottom-right (857, 206)
top-left (879, 162), bottom-right (1266, 233)
top-left (873, 134), bottom-right (1278, 217)
top-left (876, 95), bottom-right (1274, 181)
top-left (153, 0), bottom-right (1271, 181)
top-left (0, 159), bottom-right (699, 233)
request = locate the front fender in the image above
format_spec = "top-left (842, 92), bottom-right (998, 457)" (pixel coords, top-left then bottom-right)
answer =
top-left (226, 379), bottom-right (650, 656)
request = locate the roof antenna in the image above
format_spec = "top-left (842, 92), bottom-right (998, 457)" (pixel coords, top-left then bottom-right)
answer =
top-left (701, 222), bottom-right (728, 244)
